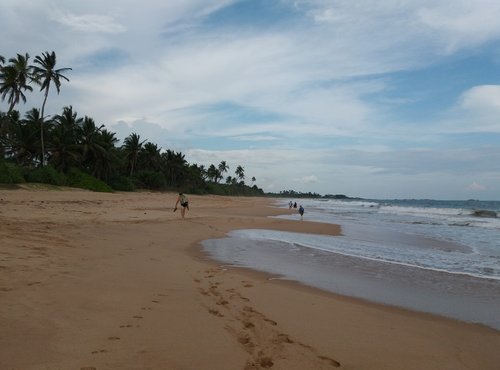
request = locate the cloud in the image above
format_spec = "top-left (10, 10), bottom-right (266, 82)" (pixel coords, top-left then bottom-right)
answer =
top-left (435, 85), bottom-right (500, 134)
top-left (55, 13), bottom-right (126, 33)
top-left (459, 85), bottom-right (500, 112)
top-left (466, 182), bottom-right (486, 192)
top-left (294, 175), bottom-right (319, 184)
top-left (3, 1), bottom-right (500, 199)
top-left (417, 1), bottom-right (500, 52)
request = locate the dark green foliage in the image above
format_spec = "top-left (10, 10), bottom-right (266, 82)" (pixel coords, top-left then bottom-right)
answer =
top-left (66, 167), bottom-right (113, 192)
top-left (108, 175), bottom-right (135, 191)
top-left (271, 189), bottom-right (322, 198)
top-left (0, 160), bottom-right (25, 183)
top-left (134, 170), bottom-right (166, 190)
top-left (1, 51), bottom-right (268, 196)
top-left (25, 165), bottom-right (65, 185)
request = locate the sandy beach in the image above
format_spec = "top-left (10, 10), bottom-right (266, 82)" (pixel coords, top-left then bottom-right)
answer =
top-left (1, 187), bottom-right (499, 370)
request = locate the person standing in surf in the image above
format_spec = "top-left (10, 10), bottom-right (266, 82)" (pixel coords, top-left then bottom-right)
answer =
top-left (174, 192), bottom-right (189, 218)
top-left (299, 205), bottom-right (304, 220)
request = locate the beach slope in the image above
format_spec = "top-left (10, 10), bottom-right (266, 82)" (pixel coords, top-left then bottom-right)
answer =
top-left (0, 188), bottom-right (499, 370)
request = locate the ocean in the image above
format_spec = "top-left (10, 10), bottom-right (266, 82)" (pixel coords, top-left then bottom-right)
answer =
top-left (202, 198), bottom-right (500, 330)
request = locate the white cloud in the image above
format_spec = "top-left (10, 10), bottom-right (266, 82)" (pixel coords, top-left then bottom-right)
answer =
top-left (459, 85), bottom-right (500, 112)
top-left (417, 1), bottom-right (500, 52)
top-left (3, 0), bottom-right (500, 199)
top-left (55, 13), bottom-right (126, 33)
top-left (435, 85), bottom-right (500, 134)
top-left (466, 182), bottom-right (486, 192)
top-left (294, 175), bottom-right (319, 184)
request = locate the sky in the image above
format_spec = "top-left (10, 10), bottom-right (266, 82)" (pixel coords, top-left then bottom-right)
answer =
top-left (1, 0), bottom-right (500, 200)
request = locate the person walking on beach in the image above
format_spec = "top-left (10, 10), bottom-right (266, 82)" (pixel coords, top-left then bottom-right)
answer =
top-left (298, 205), bottom-right (304, 219)
top-left (174, 192), bottom-right (189, 218)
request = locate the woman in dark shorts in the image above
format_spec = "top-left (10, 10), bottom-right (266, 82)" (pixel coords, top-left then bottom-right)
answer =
top-left (174, 192), bottom-right (189, 218)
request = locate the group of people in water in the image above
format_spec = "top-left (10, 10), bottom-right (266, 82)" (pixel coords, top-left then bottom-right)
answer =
top-left (289, 201), bottom-right (305, 219)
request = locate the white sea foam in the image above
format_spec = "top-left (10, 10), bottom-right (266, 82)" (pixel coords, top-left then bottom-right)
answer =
top-left (273, 198), bottom-right (500, 279)
top-left (203, 198), bottom-right (500, 329)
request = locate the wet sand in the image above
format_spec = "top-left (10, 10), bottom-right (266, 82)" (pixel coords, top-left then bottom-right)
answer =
top-left (203, 230), bottom-right (500, 329)
top-left (1, 186), bottom-right (499, 370)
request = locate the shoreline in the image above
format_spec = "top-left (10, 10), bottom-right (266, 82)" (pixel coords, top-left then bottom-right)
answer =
top-left (194, 241), bottom-right (500, 333)
top-left (200, 228), bottom-right (500, 331)
top-left (1, 188), bottom-right (499, 369)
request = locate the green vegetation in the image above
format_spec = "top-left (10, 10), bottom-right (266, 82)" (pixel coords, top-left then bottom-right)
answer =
top-left (268, 189), bottom-right (322, 198)
top-left (0, 51), bottom-right (264, 195)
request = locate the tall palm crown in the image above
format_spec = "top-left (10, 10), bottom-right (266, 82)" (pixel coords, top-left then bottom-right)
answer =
top-left (235, 165), bottom-right (245, 182)
top-left (0, 53), bottom-right (33, 113)
top-left (218, 161), bottom-right (229, 183)
top-left (31, 51), bottom-right (71, 166)
top-left (32, 51), bottom-right (71, 118)
top-left (123, 133), bottom-right (145, 176)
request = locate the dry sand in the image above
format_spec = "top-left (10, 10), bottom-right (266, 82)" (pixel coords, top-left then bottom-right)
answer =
top-left (0, 186), bottom-right (499, 370)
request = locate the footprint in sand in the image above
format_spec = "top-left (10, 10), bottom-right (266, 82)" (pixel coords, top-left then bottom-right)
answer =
top-left (208, 308), bottom-right (224, 317)
top-left (318, 355), bottom-right (341, 367)
top-left (119, 324), bottom-right (133, 328)
top-left (238, 333), bottom-right (252, 345)
top-left (108, 336), bottom-right (120, 341)
top-left (258, 356), bottom-right (274, 369)
top-left (91, 349), bottom-right (108, 355)
top-left (275, 333), bottom-right (293, 344)
top-left (264, 318), bottom-right (278, 326)
top-left (216, 298), bottom-right (229, 306)
top-left (133, 315), bottom-right (143, 319)
top-left (243, 321), bottom-right (255, 329)
top-left (80, 367), bottom-right (97, 370)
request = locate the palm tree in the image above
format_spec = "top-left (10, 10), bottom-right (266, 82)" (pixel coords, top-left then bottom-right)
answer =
top-left (207, 164), bottom-right (219, 183)
top-left (218, 161), bottom-right (229, 183)
top-left (97, 129), bottom-right (120, 182)
top-left (49, 106), bottom-right (82, 172)
top-left (163, 150), bottom-right (187, 187)
top-left (0, 53), bottom-right (33, 113)
top-left (32, 51), bottom-right (71, 166)
top-left (122, 132), bottom-right (145, 176)
top-left (198, 164), bottom-right (207, 181)
top-left (139, 142), bottom-right (162, 171)
top-left (235, 165), bottom-right (245, 183)
top-left (77, 116), bottom-right (106, 176)
top-left (16, 108), bottom-right (43, 166)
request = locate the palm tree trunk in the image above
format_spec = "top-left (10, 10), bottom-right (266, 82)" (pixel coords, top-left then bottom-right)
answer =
top-left (40, 88), bottom-right (49, 167)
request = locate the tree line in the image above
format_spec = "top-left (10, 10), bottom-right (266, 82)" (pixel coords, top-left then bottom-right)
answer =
top-left (0, 51), bottom-right (263, 195)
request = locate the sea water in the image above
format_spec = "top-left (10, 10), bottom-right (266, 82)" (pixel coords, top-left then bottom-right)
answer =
top-left (202, 198), bottom-right (500, 329)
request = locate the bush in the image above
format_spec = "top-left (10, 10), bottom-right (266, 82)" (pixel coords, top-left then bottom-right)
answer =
top-left (25, 165), bottom-right (66, 186)
top-left (134, 170), bottom-right (166, 190)
top-left (0, 161), bottom-right (25, 184)
top-left (206, 183), bottom-right (230, 195)
top-left (66, 167), bottom-right (113, 192)
top-left (108, 175), bottom-right (135, 191)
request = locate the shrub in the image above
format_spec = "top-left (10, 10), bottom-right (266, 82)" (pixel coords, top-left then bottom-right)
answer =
top-left (66, 167), bottom-right (113, 192)
top-left (134, 170), bottom-right (166, 190)
top-left (108, 175), bottom-right (135, 191)
top-left (25, 165), bottom-right (66, 186)
top-left (0, 161), bottom-right (25, 184)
